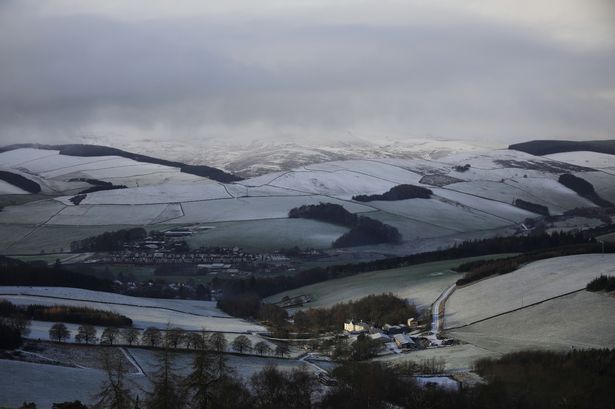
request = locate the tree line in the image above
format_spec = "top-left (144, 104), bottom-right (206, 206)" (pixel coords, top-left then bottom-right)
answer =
top-left (0, 257), bottom-right (113, 291)
top-left (586, 275), bottom-right (615, 292)
top-left (352, 184), bottom-right (432, 202)
top-left (45, 323), bottom-right (289, 358)
top-left (0, 300), bottom-right (132, 327)
top-left (219, 293), bottom-right (417, 339)
top-left (293, 294), bottom-right (418, 334)
top-left (70, 228), bottom-right (147, 252)
top-left (558, 173), bottom-right (613, 207)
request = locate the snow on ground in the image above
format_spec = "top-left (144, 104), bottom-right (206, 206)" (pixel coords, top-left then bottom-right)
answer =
top-left (0, 287), bottom-right (264, 333)
top-left (365, 211), bottom-right (457, 240)
top-left (0, 225), bottom-right (140, 254)
top-left (450, 290), bottom-right (615, 352)
top-left (414, 376), bottom-right (461, 391)
top-left (0, 199), bottom-right (66, 224)
top-left (0, 359), bottom-right (126, 408)
top-left (0, 344), bottom-right (309, 408)
top-left (261, 169), bottom-right (398, 200)
top-left (432, 188), bottom-right (536, 222)
top-left (376, 343), bottom-right (498, 372)
top-left (176, 195), bottom-right (374, 224)
top-left (444, 178), bottom-right (594, 214)
top-left (0, 179), bottom-right (28, 194)
top-left (367, 198), bottom-right (514, 232)
top-left (445, 254), bottom-right (615, 328)
top-left (571, 171), bottom-right (615, 203)
top-left (545, 151), bottom-right (615, 171)
top-left (0, 287), bottom-right (225, 314)
top-left (303, 159), bottom-right (425, 185)
top-left (266, 255), bottom-right (514, 311)
top-left (59, 181), bottom-right (231, 205)
top-left (0, 148), bottom-right (213, 196)
top-left (47, 203), bottom-right (170, 225)
top-left (186, 218), bottom-right (349, 251)
top-left (224, 183), bottom-right (308, 198)
top-left (2, 147), bottom-right (614, 253)
top-left (0, 148), bottom-right (63, 166)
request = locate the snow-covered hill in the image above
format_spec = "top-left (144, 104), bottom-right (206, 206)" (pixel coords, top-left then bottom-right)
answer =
top-left (1, 146), bottom-right (613, 254)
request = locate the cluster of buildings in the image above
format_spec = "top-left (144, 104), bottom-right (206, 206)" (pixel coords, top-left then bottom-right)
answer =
top-left (98, 247), bottom-right (289, 266)
top-left (344, 318), bottom-right (422, 350)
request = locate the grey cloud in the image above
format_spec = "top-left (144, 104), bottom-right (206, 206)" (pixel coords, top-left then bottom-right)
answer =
top-left (0, 5), bottom-right (613, 146)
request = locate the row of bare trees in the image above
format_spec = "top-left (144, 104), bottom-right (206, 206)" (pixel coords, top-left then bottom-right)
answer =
top-left (48, 323), bottom-right (290, 356)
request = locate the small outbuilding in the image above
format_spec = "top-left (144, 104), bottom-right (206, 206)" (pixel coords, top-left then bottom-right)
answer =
top-left (393, 333), bottom-right (416, 349)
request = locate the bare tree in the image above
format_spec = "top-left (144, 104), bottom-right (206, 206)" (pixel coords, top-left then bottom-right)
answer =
top-left (142, 327), bottom-right (162, 347)
top-left (121, 327), bottom-right (140, 346)
top-left (275, 344), bottom-right (290, 358)
top-left (49, 323), bottom-right (70, 343)
top-left (101, 327), bottom-right (121, 345)
top-left (3, 315), bottom-right (31, 338)
top-left (75, 325), bottom-right (97, 344)
top-left (231, 335), bottom-right (252, 354)
top-left (208, 332), bottom-right (227, 353)
top-left (164, 327), bottom-right (185, 349)
top-left (254, 341), bottom-right (272, 356)
top-left (183, 332), bottom-right (204, 350)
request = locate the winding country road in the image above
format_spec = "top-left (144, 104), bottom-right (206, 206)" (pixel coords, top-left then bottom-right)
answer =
top-left (431, 284), bottom-right (456, 335)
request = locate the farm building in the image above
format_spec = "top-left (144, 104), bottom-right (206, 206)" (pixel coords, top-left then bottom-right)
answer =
top-left (369, 332), bottom-right (392, 343)
top-left (393, 333), bottom-right (416, 349)
top-left (383, 324), bottom-right (408, 335)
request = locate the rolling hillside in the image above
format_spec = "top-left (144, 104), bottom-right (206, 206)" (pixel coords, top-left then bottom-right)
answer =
top-left (1, 146), bottom-right (614, 254)
top-left (445, 254), bottom-right (615, 352)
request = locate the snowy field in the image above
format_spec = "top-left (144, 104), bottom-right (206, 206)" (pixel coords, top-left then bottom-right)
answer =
top-left (174, 195), bottom-right (374, 224)
top-left (186, 218), bottom-right (349, 251)
top-left (450, 290), bottom-right (615, 353)
top-left (2, 147), bottom-right (614, 254)
top-left (445, 254), bottom-right (615, 328)
top-left (0, 179), bottom-right (28, 194)
top-left (0, 148), bottom-right (207, 195)
top-left (266, 255), bottom-right (516, 311)
top-left (545, 151), bottom-right (615, 172)
top-left (376, 343), bottom-right (499, 372)
top-left (0, 359), bottom-right (133, 408)
top-left (0, 224), bottom-right (143, 254)
top-left (0, 287), bottom-right (264, 333)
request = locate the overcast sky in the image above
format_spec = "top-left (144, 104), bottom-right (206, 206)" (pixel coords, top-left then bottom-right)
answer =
top-left (0, 0), bottom-right (614, 148)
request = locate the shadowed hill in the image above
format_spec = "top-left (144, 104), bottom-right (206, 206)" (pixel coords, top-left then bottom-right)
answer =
top-left (509, 139), bottom-right (615, 156)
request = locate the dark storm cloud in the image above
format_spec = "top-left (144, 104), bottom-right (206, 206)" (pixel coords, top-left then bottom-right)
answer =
top-left (0, 1), bottom-right (613, 145)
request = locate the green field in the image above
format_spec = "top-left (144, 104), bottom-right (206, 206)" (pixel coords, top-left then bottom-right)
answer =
top-left (266, 254), bottom-right (518, 310)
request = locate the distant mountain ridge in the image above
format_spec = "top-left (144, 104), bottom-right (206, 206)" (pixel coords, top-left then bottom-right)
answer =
top-left (0, 143), bottom-right (242, 183)
top-left (509, 140), bottom-right (615, 156)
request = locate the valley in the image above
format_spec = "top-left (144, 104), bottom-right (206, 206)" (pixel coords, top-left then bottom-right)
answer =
top-left (1, 141), bottom-right (614, 408)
